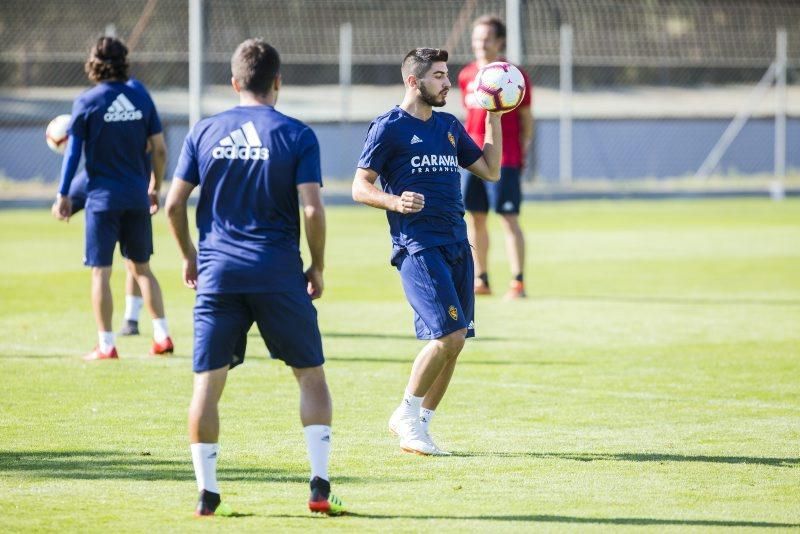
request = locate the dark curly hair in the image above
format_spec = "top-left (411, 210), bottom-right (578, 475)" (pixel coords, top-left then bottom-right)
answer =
top-left (85, 36), bottom-right (129, 83)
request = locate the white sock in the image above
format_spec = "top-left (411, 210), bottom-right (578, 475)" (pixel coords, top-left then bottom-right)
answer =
top-left (152, 318), bottom-right (169, 343)
top-left (400, 390), bottom-right (423, 419)
top-left (420, 407), bottom-right (435, 432)
top-left (98, 331), bottom-right (115, 353)
top-left (303, 425), bottom-right (331, 481)
top-left (190, 442), bottom-right (219, 493)
top-left (123, 295), bottom-right (144, 322)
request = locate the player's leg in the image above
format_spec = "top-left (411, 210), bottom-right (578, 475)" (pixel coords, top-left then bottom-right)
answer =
top-left (83, 209), bottom-right (119, 360)
top-left (251, 291), bottom-right (346, 514)
top-left (119, 209), bottom-right (172, 353)
top-left (119, 269), bottom-right (143, 336)
top-left (419, 241), bottom-right (475, 453)
top-left (461, 171), bottom-right (491, 294)
top-left (390, 246), bottom-right (470, 455)
top-left (190, 293), bottom-right (249, 517)
top-left (492, 167), bottom-right (526, 299)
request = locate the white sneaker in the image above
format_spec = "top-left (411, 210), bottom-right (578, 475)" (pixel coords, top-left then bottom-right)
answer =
top-left (423, 430), bottom-right (452, 456)
top-left (388, 408), bottom-right (438, 455)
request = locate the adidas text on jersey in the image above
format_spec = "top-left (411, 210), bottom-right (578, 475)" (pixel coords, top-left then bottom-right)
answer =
top-left (212, 121), bottom-right (270, 161)
top-left (104, 94), bottom-right (143, 122)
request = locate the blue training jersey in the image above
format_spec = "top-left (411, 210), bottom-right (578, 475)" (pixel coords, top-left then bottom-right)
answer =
top-left (357, 106), bottom-right (482, 255)
top-left (68, 78), bottom-right (162, 210)
top-left (173, 105), bottom-right (322, 294)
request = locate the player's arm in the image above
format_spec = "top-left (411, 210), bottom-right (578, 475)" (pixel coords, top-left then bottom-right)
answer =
top-left (147, 133), bottom-right (167, 214)
top-left (51, 134), bottom-right (83, 221)
top-left (351, 167), bottom-right (424, 214)
top-left (164, 178), bottom-right (198, 289)
top-left (298, 183), bottom-right (326, 300)
top-left (464, 112), bottom-right (502, 182)
top-left (518, 105), bottom-right (533, 168)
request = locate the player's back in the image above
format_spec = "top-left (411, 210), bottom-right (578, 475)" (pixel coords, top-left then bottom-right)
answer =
top-left (180, 105), bottom-right (321, 294)
top-left (72, 79), bottom-right (161, 210)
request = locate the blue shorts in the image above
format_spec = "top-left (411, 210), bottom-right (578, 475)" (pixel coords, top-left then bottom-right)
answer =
top-left (84, 208), bottom-right (153, 267)
top-left (461, 166), bottom-right (522, 214)
top-left (192, 291), bottom-right (325, 372)
top-left (393, 240), bottom-right (475, 340)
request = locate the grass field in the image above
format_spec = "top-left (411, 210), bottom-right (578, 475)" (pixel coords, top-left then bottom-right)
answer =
top-left (1, 199), bottom-right (798, 532)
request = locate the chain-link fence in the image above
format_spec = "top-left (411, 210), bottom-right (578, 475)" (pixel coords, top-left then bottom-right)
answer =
top-left (1, 0), bottom-right (798, 189)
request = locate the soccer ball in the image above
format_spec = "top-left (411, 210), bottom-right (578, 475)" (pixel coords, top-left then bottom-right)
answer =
top-left (45, 114), bottom-right (71, 154)
top-left (472, 62), bottom-right (526, 112)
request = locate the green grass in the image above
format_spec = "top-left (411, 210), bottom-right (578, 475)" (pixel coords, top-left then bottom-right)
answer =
top-left (1, 199), bottom-right (798, 532)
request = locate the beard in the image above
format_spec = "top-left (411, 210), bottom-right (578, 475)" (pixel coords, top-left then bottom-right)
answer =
top-left (419, 82), bottom-right (447, 107)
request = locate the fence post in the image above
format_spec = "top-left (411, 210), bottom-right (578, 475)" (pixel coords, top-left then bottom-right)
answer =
top-left (559, 24), bottom-right (573, 185)
top-left (772, 28), bottom-right (787, 201)
top-left (339, 22), bottom-right (353, 123)
top-left (506, 0), bottom-right (522, 64)
top-left (188, 0), bottom-right (203, 128)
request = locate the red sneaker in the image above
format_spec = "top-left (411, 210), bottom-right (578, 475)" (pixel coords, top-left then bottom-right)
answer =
top-left (474, 279), bottom-right (492, 296)
top-left (83, 346), bottom-right (119, 361)
top-left (150, 337), bottom-right (174, 356)
top-left (504, 280), bottom-right (527, 300)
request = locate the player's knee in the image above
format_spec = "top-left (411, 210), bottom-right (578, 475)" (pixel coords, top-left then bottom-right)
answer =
top-left (129, 260), bottom-right (152, 277)
top-left (441, 328), bottom-right (467, 356)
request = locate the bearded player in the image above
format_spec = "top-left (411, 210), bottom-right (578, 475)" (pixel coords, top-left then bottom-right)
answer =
top-left (352, 48), bottom-right (504, 455)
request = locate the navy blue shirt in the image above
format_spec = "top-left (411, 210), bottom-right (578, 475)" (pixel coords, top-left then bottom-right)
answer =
top-left (174, 105), bottom-right (322, 294)
top-left (68, 79), bottom-right (162, 210)
top-left (357, 106), bottom-right (482, 255)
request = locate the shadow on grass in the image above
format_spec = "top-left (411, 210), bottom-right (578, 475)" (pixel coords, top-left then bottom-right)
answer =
top-left (0, 450), bottom-right (366, 483)
top-left (324, 356), bottom-right (577, 366)
top-left (450, 451), bottom-right (800, 467)
top-left (310, 512), bottom-right (799, 528)
top-left (250, 331), bottom-right (506, 342)
top-left (538, 294), bottom-right (800, 308)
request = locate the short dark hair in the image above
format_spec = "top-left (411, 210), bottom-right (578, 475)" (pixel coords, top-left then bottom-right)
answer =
top-left (231, 38), bottom-right (281, 95)
top-left (85, 36), bottom-right (129, 83)
top-left (473, 14), bottom-right (507, 42)
top-left (402, 48), bottom-right (449, 79)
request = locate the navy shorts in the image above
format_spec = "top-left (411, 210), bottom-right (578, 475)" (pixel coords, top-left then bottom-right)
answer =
top-left (84, 208), bottom-right (153, 267)
top-left (461, 166), bottom-right (522, 214)
top-left (393, 240), bottom-right (475, 340)
top-left (192, 291), bottom-right (325, 373)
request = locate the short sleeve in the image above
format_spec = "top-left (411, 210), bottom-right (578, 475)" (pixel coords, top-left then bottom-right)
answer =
top-left (173, 132), bottom-right (200, 185)
top-left (146, 98), bottom-right (163, 136)
top-left (455, 120), bottom-right (482, 168)
top-left (68, 97), bottom-right (88, 139)
top-left (519, 67), bottom-right (533, 108)
top-left (356, 119), bottom-right (390, 174)
top-left (295, 127), bottom-right (322, 185)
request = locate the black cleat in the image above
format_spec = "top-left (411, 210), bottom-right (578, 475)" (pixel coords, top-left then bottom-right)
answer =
top-left (119, 319), bottom-right (140, 336)
top-left (195, 489), bottom-right (220, 516)
top-left (308, 476), bottom-right (347, 515)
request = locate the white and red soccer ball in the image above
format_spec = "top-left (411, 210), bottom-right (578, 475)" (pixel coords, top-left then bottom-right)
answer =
top-left (472, 61), bottom-right (525, 112)
top-left (45, 114), bottom-right (71, 154)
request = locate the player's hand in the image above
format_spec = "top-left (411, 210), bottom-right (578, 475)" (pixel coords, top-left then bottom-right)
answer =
top-left (148, 190), bottom-right (160, 215)
top-left (182, 253), bottom-right (198, 290)
top-left (395, 191), bottom-right (424, 214)
top-left (305, 265), bottom-right (324, 300)
top-left (51, 195), bottom-right (72, 222)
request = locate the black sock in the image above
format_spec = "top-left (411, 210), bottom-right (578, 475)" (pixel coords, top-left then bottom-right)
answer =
top-left (478, 272), bottom-right (489, 286)
top-left (514, 273), bottom-right (524, 283)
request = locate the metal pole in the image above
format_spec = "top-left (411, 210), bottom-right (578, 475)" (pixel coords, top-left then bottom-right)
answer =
top-left (559, 24), bottom-right (573, 185)
top-left (695, 63), bottom-right (777, 180)
top-left (339, 23), bottom-right (353, 123)
top-left (772, 28), bottom-right (787, 201)
top-left (505, 0), bottom-right (522, 64)
top-left (189, 0), bottom-right (203, 128)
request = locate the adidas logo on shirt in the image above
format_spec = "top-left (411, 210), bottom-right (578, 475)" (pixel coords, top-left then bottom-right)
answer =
top-left (410, 134), bottom-right (423, 144)
top-left (104, 94), bottom-right (143, 122)
top-left (212, 121), bottom-right (270, 161)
